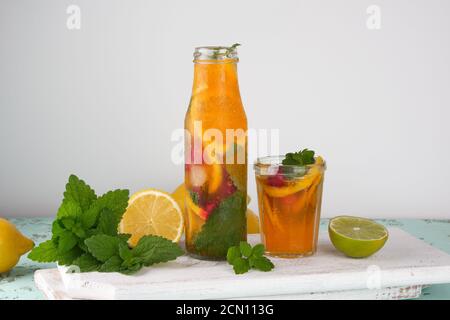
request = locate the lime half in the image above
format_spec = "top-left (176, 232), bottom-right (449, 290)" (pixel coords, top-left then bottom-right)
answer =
top-left (328, 216), bottom-right (388, 258)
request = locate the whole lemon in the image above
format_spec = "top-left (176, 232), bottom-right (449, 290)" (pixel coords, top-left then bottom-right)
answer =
top-left (0, 218), bottom-right (34, 273)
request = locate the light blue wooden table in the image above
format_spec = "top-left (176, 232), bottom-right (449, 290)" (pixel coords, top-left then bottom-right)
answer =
top-left (1, 218), bottom-right (449, 300)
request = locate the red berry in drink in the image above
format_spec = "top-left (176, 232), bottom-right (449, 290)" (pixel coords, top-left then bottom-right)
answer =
top-left (267, 169), bottom-right (285, 187)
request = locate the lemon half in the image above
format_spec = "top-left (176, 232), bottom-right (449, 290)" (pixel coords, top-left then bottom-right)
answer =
top-left (119, 189), bottom-right (184, 247)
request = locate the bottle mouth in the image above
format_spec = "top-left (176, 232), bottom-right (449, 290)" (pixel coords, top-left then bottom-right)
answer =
top-left (193, 44), bottom-right (240, 63)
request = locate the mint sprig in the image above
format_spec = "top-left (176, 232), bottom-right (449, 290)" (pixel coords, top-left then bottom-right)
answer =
top-left (28, 175), bottom-right (184, 275)
top-left (282, 149), bottom-right (316, 166)
top-left (193, 191), bottom-right (246, 258)
top-left (226, 242), bottom-right (274, 274)
top-left (84, 234), bottom-right (183, 274)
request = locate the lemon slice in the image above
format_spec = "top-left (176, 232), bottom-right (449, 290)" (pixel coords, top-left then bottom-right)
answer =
top-left (119, 189), bottom-right (184, 247)
top-left (263, 156), bottom-right (324, 198)
top-left (186, 193), bottom-right (207, 220)
top-left (263, 173), bottom-right (319, 198)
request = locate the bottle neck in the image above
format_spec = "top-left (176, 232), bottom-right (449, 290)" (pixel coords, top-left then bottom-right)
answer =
top-left (192, 60), bottom-right (240, 96)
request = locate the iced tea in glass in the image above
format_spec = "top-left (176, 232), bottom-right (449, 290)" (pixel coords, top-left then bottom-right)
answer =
top-left (254, 156), bottom-right (326, 257)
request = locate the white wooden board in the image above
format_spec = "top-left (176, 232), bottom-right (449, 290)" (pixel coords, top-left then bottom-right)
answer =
top-left (34, 228), bottom-right (450, 300)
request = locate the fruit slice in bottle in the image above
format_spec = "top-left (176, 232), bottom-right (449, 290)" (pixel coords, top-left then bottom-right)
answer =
top-left (208, 163), bottom-right (223, 194)
top-left (186, 194), bottom-right (209, 220)
top-left (202, 142), bottom-right (224, 194)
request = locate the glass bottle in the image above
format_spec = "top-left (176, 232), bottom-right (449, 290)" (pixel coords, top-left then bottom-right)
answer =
top-left (184, 45), bottom-right (247, 260)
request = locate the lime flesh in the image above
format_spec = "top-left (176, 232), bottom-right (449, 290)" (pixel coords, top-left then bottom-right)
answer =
top-left (328, 216), bottom-right (388, 258)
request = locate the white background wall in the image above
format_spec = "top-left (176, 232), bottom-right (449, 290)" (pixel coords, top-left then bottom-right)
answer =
top-left (1, 0), bottom-right (449, 218)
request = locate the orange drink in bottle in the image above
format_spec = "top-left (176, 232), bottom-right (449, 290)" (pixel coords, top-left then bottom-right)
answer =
top-left (184, 45), bottom-right (247, 260)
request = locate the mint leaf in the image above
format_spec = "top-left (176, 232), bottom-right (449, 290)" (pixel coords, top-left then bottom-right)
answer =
top-left (56, 200), bottom-right (82, 220)
top-left (64, 175), bottom-right (97, 212)
top-left (30, 226), bottom-right (82, 265)
top-left (193, 191), bottom-right (246, 258)
top-left (95, 208), bottom-right (119, 236)
top-left (60, 217), bottom-right (76, 230)
top-left (77, 237), bottom-right (88, 252)
top-left (95, 189), bottom-right (129, 219)
top-left (28, 240), bottom-right (58, 262)
top-left (85, 235), bottom-right (122, 262)
top-left (81, 206), bottom-right (99, 230)
top-left (58, 246), bottom-right (83, 266)
top-left (118, 242), bottom-right (133, 261)
top-left (99, 256), bottom-right (123, 273)
top-left (190, 190), bottom-right (200, 205)
top-left (71, 223), bottom-right (87, 238)
top-left (118, 234), bottom-right (132, 242)
top-left (72, 254), bottom-right (101, 272)
top-left (282, 149), bottom-right (316, 166)
top-left (132, 235), bottom-right (184, 266)
top-left (81, 189), bottom-right (129, 230)
top-left (226, 246), bottom-right (241, 264)
top-left (119, 263), bottom-right (143, 275)
top-left (248, 256), bottom-right (256, 268)
top-left (226, 242), bottom-right (274, 274)
top-left (251, 244), bottom-right (265, 257)
top-left (239, 241), bottom-right (252, 258)
top-left (232, 257), bottom-right (250, 274)
top-left (81, 205), bottom-right (100, 229)
top-left (51, 220), bottom-right (65, 237)
top-left (57, 230), bottom-right (78, 253)
top-left (252, 256), bottom-right (274, 272)
top-left (58, 218), bottom-right (86, 239)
